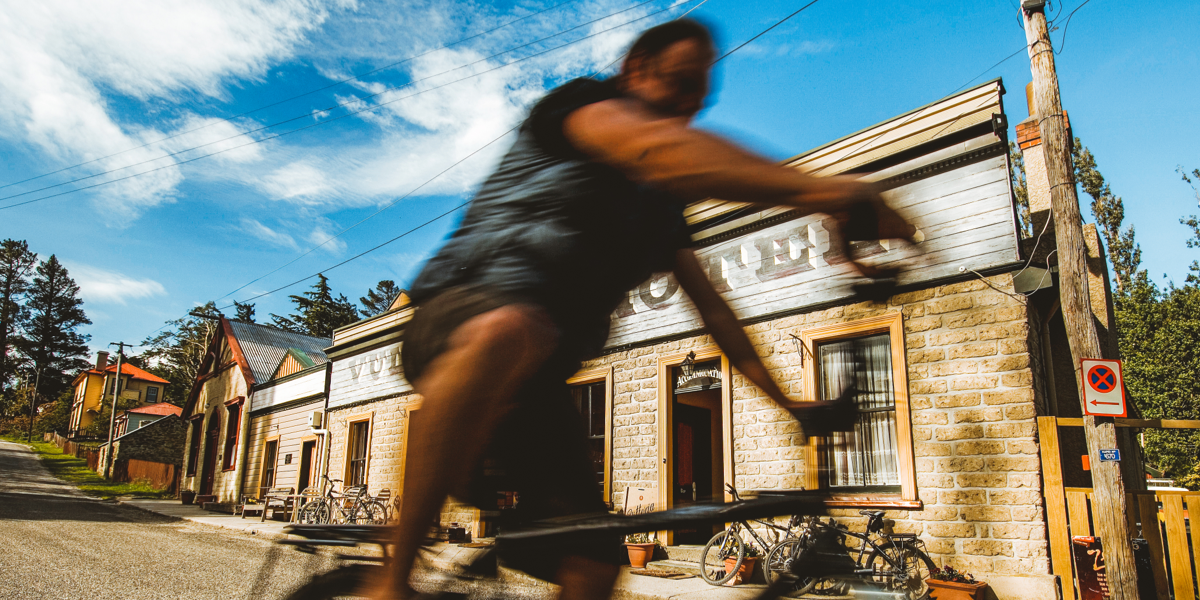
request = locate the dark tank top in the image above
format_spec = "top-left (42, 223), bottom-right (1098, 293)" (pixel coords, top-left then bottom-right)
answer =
top-left (408, 78), bottom-right (691, 360)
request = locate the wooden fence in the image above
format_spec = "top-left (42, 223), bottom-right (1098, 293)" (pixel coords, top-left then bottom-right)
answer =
top-left (46, 431), bottom-right (101, 472)
top-left (113, 459), bottom-right (177, 492)
top-left (1039, 416), bottom-right (1200, 600)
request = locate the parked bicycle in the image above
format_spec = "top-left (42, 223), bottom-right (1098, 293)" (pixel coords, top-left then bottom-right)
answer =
top-left (764, 510), bottom-right (934, 599)
top-left (296, 475), bottom-right (388, 525)
top-left (697, 484), bottom-right (813, 585)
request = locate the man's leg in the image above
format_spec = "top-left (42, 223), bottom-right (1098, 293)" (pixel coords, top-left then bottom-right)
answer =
top-left (372, 304), bottom-right (559, 599)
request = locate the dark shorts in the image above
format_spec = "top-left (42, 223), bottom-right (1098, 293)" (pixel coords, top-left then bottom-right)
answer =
top-left (401, 285), bottom-right (621, 578)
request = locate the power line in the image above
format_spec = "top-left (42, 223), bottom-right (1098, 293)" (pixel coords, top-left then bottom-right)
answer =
top-left (1054, 0), bottom-right (1094, 54)
top-left (0, 0), bottom-right (584, 193)
top-left (0, 0), bottom-right (691, 212)
top-left (712, 0), bottom-right (821, 64)
top-left (0, 0), bottom-right (667, 206)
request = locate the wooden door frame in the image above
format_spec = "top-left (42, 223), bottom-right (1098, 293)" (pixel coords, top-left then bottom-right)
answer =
top-left (566, 366), bottom-right (615, 506)
top-left (657, 346), bottom-right (731, 545)
top-left (200, 410), bottom-right (222, 495)
top-left (257, 435), bottom-right (281, 498)
top-left (295, 435), bottom-right (319, 493)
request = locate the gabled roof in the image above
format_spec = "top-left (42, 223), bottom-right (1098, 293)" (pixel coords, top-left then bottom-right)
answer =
top-left (226, 320), bottom-right (330, 386)
top-left (126, 403), bottom-right (183, 417)
top-left (73, 362), bottom-right (170, 386)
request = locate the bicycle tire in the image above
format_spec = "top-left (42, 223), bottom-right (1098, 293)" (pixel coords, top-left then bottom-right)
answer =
top-left (699, 530), bottom-right (746, 586)
top-left (283, 563), bottom-right (376, 599)
top-left (763, 538), bottom-right (820, 596)
top-left (350, 500), bottom-right (388, 525)
top-left (865, 542), bottom-right (935, 600)
top-left (298, 500), bottom-right (331, 525)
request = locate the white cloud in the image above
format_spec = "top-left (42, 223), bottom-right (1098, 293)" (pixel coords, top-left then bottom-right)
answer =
top-left (65, 262), bottom-right (167, 305)
top-left (239, 218), bottom-right (298, 250)
top-left (0, 0), bottom-right (341, 218)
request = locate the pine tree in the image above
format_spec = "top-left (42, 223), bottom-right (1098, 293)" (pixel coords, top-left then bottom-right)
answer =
top-left (141, 301), bottom-right (221, 406)
top-left (0, 239), bottom-right (37, 397)
top-left (234, 300), bottom-right (256, 323)
top-left (270, 274), bottom-right (359, 338)
top-left (18, 255), bottom-right (91, 401)
top-left (1073, 139), bottom-right (1142, 292)
top-left (359, 280), bottom-right (404, 317)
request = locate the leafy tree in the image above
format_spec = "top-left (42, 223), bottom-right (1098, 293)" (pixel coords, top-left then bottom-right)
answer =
top-left (17, 255), bottom-right (91, 402)
top-left (234, 300), bottom-right (256, 323)
top-left (83, 392), bottom-right (144, 438)
top-left (1008, 142), bottom-right (1032, 238)
top-left (0, 239), bottom-right (37, 397)
top-left (1073, 140), bottom-right (1141, 291)
top-left (141, 302), bottom-right (222, 406)
top-left (360, 280), bottom-right (404, 317)
top-left (270, 274), bottom-right (359, 338)
top-left (1177, 166), bottom-right (1200, 284)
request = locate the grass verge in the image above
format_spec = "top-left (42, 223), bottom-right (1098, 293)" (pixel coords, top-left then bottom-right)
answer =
top-left (1, 435), bottom-right (175, 500)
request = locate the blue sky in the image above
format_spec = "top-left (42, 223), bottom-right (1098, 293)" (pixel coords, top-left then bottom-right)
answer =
top-left (1, 0), bottom-right (1197, 355)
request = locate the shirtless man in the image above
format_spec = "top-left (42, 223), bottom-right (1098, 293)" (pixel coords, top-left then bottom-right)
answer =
top-left (374, 19), bottom-right (915, 600)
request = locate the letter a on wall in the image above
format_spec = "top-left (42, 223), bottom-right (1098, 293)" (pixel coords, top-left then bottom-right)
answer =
top-left (1081, 359), bottom-right (1127, 417)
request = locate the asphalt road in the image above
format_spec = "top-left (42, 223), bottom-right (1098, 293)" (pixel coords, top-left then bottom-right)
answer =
top-left (0, 440), bottom-right (333, 600)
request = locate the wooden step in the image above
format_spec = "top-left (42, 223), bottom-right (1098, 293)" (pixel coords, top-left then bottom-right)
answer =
top-left (644, 560), bottom-right (704, 576)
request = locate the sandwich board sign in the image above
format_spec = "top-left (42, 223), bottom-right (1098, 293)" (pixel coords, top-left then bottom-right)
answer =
top-left (1081, 359), bottom-right (1127, 417)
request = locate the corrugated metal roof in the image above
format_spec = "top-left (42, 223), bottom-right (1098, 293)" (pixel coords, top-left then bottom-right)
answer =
top-left (227, 321), bottom-right (330, 385)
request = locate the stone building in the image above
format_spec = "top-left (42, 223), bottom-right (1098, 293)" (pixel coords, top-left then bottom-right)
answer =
top-left (179, 318), bottom-right (329, 506)
top-left (312, 79), bottom-right (1121, 598)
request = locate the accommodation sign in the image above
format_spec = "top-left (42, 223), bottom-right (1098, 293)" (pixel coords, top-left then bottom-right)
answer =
top-left (349, 345), bottom-right (402, 380)
top-left (605, 153), bottom-right (1019, 348)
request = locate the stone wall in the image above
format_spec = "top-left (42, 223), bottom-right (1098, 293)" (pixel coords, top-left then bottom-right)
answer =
top-left (114, 415), bottom-right (187, 465)
top-left (582, 273), bottom-right (1050, 581)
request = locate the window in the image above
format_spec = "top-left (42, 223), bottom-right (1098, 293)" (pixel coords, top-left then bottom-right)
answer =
top-left (260, 439), bottom-right (279, 495)
top-left (222, 403), bottom-right (241, 470)
top-left (347, 420), bottom-right (371, 487)
top-left (186, 420), bottom-right (202, 475)
top-left (145, 386), bottom-right (159, 403)
top-left (571, 380), bottom-right (607, 493)
top-left (817, 333), bottom-right (900, 488)
top-left (801, 313), bottom-right (917, 505)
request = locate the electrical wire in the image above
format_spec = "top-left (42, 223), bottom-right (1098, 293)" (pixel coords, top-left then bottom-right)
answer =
top-left (711, 0), bottom-right (821, 65)
top-left (1054, 0), bottom-right (1093, 55)
top-left (0, 0), bottom-right (667, 206)
top-left (0, 0), bottom-right (693, 212)
top-left (0, 0), bottom-right (584, 193)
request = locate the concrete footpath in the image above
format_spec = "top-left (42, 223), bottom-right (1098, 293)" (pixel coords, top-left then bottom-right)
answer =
top-left (119, 498), bottom-right (772, 600)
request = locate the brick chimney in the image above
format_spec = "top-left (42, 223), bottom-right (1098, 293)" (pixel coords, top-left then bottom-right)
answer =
top-left (96, 351), bottom-right (109, 371)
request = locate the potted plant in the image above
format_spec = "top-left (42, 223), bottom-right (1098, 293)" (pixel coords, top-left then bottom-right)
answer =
top-left (624, 532), bottom-right (658, 569)
top-left (724, 544), bottom-right (762, 585)
top-left (180, 489), bottom-right (196, 505)
top-left (926, 566), bottom-right (987, 600)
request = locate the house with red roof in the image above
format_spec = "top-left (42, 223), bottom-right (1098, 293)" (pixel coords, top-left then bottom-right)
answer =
top-left (68, 352), bottom-right (171, 437)
top-left (115, 401), bottom-right (183, 437)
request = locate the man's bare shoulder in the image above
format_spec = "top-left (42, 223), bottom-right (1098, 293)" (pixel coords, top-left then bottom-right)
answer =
top-left (563, 98), bottom-right (686, 163)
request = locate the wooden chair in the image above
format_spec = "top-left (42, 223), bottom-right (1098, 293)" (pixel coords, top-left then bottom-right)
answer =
top-left (260, 486), bottom-right (296, 522)
top-left (239, 494), bottom-right (265, 519)
top-left (375, 489), bottom-right (393, 521)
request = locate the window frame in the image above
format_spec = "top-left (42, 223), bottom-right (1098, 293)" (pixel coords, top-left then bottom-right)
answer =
top-left (186, 416), bottom-right (203, 476)
top-left (566, 366), bottom-right (614, 506)
top-left (799, 312), bottom-right (919, 508)
top-left (221, 398), bottom-right (244, 471)
top-left (145, 386), bottom-right (159, 403)
top-left (258, 436), bottom-right (280, 497)
top-left (344, 412), bottom-right (374, 488)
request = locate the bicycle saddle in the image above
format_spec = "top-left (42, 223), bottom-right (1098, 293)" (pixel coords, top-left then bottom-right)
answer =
top-left (859, 510), bottom-right (884, 518)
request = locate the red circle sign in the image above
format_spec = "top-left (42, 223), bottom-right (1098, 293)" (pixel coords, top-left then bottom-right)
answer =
top-left (1087, 365), bottom-right (1117, 393)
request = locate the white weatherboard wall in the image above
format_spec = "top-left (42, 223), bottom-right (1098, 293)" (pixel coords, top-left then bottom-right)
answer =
top-left (327, 340), bottom-right (413, 410)
top-left (250, 369), bottom-right (326, 412)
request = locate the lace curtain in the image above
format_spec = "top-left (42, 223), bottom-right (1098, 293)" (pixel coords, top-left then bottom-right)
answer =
top-left (817, 333), bottom-right (900, 488)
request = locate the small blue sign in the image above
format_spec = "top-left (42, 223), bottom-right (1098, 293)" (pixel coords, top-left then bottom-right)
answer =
top-left (1099, 449), bottom-right (1121, 462)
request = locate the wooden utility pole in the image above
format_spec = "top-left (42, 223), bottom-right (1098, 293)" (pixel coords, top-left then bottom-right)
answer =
top-left (1021, 2), bottom-right (1139, 598)
top-left (103, 342), bottom-right (127, 479)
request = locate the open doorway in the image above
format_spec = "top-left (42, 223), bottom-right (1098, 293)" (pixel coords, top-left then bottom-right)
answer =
top-left (296, 439), bottom-right (318, 493)
top-left (669, 357), bottom-right (726, 545)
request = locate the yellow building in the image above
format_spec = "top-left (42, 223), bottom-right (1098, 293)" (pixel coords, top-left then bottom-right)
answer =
top-left (68, 351), bottom-right (170, 437)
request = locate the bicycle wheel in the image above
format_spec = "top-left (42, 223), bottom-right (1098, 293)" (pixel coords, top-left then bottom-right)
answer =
top-left (866, 542), bottom-right (935, 600)
top-left (699, 530), bottom-right (746, 585)
top-left (351, 500), bottom-right (388, 525)
top-left (298, 500), bottom-right (331, 525)
top-left (764, 538), bottom-right (820, 596)
top-left (283, 563), bottom-right (376, 599)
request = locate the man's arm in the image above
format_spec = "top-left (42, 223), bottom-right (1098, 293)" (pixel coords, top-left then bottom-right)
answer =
top-left (673, 248), bottom-right (792, 406)
top-left (564, 99), bottom-right (914, 243)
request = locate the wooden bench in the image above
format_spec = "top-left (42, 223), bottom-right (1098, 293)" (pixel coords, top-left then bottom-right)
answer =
top-left (260, 486), bottom-right (296, 522)
top-left (239, 494), bottom-right (265, 519)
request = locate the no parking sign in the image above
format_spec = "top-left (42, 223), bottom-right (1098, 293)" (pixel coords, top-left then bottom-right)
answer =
top-left (1081, 358), bottom-right (1127, 417)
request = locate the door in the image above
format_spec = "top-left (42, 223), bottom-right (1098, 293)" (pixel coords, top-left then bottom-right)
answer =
top-left (297, 440), bottom-right (317, 493)
top-left (199, 413), bottom-right (221, 495)
top-left (671, 384), bottom-right (725, 545)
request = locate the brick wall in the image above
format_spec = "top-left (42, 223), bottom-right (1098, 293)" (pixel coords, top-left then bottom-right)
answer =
top-left (584, 273), bottom-right (1049, 580)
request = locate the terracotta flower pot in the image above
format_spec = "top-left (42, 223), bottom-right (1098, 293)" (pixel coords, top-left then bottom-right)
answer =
top-left (625, 543), bottom-right (656, 569)
top-left (724, 556), bottom-right (758, 585)
top-left (927, 578), bottom-right (988, 600)
top-left (180, 490), bottom-right (196, 505)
